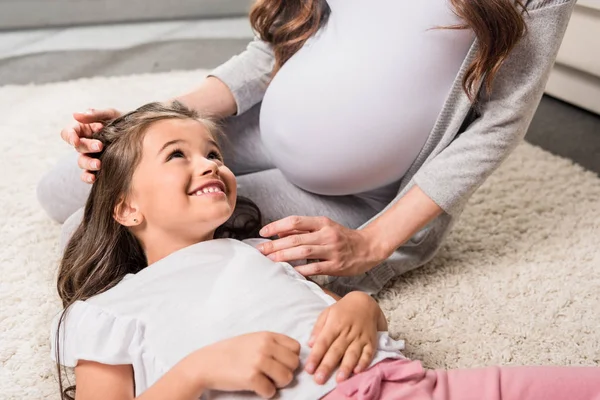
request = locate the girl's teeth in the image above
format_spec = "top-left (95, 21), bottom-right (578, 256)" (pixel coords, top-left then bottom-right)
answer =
top-left (194, 187), bottom-right (222, 195)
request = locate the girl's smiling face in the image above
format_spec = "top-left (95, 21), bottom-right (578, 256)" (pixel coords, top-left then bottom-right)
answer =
top-left (120, 118), bottom-right (237, 260)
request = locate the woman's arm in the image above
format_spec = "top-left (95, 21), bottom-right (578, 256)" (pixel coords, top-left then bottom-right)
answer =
top-left (411, 0), bottom-right (575, 216)
top-left (174, 76), bottom-right (238, 119)
top-left (174, 37), bottom-right (275, 118)
top-left (258, 188), bottom-right (441, 278)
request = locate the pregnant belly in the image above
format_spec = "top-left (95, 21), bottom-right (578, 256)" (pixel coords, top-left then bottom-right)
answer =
top-left (259, 5), bottom-right (473, 196)
top-left (260, 68), bottom-right (431, 195)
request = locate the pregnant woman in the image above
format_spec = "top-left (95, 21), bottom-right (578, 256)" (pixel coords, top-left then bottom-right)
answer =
top-left (38, 0), bottom-right (575, 295)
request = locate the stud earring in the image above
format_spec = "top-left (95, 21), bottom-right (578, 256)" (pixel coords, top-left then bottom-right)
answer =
top-left (133, 218), bottom-right (138, 223)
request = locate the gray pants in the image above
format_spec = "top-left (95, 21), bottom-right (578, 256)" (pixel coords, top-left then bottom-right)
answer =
top-left (37, 104), bottom-right (396, 293)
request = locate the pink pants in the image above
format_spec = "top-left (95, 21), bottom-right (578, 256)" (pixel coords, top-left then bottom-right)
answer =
top-left (322, 359), bottom-right (600, 400)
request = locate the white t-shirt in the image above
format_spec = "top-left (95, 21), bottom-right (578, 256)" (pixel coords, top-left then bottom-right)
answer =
top-left (51, 239), bottom-right (404, 399)
top-left (260, 0), bottom-right (475, 196)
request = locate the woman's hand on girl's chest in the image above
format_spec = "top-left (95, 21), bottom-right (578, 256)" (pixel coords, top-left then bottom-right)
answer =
top-left (257, 216), bottom-right (389, 277)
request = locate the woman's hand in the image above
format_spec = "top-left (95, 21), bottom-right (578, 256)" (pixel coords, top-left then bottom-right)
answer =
top-left (258, 216), bottom-right (391, 277)
top-left (189, 332), bottom-right (301, 399)
top-left (60, 108), bottom-right (121, 183)
top-left (304, 291), bottom-right (381, 384)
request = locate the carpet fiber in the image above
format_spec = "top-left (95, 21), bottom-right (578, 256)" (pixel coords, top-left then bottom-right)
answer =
top-left (1, 71), bottom-right (599, 399)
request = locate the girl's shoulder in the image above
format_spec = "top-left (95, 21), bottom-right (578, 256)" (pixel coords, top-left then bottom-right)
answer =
top-left (50, 300), bottom-right (142, 368)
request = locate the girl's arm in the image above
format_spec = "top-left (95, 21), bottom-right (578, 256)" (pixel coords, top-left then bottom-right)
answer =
top-left (72, 332), bottom-right (300, 400)
top-left (74, 357), bottom-right (205, 400)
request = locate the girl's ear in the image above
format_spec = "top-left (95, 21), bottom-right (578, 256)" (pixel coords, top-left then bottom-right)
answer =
top-left (114, 196), bottom-right (143, 227)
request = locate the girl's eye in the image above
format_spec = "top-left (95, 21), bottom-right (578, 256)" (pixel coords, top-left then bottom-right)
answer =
top-left (207, 151), bottom-right (223, 161)
top-left (167, 149), bottom-right (185, 161)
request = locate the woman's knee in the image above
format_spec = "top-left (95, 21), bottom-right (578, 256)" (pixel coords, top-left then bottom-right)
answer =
top-left (60, 208), bottom-right (84, 251)
top-left (37, 153), bottom-right (90, 223)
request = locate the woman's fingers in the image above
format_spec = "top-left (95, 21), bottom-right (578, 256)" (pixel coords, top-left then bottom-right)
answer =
top-left (78, 154), bottom-right (101, 171)
top-left (312, 335), bottom-right (349, 384)
top-left (268, 245), bottom-right (332, 263)
top-left (61, 125), bottom-right (81, 146)
top-left (336, 342), bottom-right (363, 382)
top-left (294, 261), bottom-right (335, 277)
top-left (76, 137), bottom-right (103, 154)
top-left (259, 231), bottom-right (318, 255)
top-left (90, 122), bottom-right (105, 133)
top-left (73, 108), bottom-right (120, 124)
top-left (260, 216), bottom-right (331, 238)
top-left (81, 171), bottom-right (96, 184)
top-left (277, 230), bottom-right (310, 239)
top-left (61, 124), bottom-right (105, 151)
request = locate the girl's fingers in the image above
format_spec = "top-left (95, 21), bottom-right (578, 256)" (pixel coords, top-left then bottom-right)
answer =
top-left (259, 357), bottom-right (295, 389)
top-left (271, 346), bottom-right (301, 372)
top-left (271, 333), bottom-right (301, 355)
top-left (305, 324), bottom-right (338, 375)
top-left (309, 308), bottom-right (330, 348)
top-left (313, 335), bottom-right (349, 384)
top-left (353, 344), bottom-right (374, 374)
top-left (337, 342), bottom-right (363, 382)
top-left (248, 371), bottom-right (277, 399)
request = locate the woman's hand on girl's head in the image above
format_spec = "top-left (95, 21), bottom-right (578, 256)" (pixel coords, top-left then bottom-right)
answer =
top-left (257, 216), bottom-right (389, 277)
top-left (304, 291), bottom-right (380, 385)
top-left (190, 332), bottom-right (301, 399)
top-left (60, 108), bottom-right (121, 183)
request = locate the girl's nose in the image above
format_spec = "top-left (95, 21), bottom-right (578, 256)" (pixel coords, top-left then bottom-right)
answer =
top-left (198, 158), bottom-right (219, 176)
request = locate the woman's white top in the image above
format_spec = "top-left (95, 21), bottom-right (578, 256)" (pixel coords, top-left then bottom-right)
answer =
top-left (260, 0), bottom-right (475, 195)
top-left (51, 239), bottom-right (404, 399)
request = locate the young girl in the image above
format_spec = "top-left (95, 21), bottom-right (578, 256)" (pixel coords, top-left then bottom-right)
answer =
top-left (52, 102), bottom-right (600, 400)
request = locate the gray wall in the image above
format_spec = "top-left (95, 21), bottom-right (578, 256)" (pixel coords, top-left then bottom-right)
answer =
top-left (0, 0), bottom-right (252, 30)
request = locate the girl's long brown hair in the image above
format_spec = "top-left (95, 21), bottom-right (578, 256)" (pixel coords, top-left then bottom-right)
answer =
top-left (55, 102), bottom-right (261, 399)
top-left (250, 0), bottom-right (527, 101)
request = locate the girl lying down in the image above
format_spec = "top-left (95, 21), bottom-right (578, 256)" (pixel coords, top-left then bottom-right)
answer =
top-left (51, 102), bottom-right (600, 400)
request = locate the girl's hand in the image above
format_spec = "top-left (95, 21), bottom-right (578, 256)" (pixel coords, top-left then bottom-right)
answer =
top-left (304, 292), bottom-right (380, 385)
top-left (191, 332), bottom-right (301, 399)
top-left (258, 216), bottom-right (390, 277)
top-left (60, 108), bottom-right (121, 183)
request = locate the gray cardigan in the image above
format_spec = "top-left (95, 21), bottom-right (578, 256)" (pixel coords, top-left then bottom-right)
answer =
top-left (211, 0), bottom-right (575, 294)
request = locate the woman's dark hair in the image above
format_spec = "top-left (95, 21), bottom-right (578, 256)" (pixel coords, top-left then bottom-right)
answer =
top-left (55, 101), bottom-right (261, 399)
top-left (249, 0), bottom-right (528, 102)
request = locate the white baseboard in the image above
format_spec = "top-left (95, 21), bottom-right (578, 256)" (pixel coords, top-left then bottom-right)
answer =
top-left (546, 63), bottom-right (600, 115)
top-left (545, 1), bottom-right (600, 116)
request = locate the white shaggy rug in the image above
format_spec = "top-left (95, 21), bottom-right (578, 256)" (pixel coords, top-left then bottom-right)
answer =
top-left (1, 70), bottom-right (599, 399)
